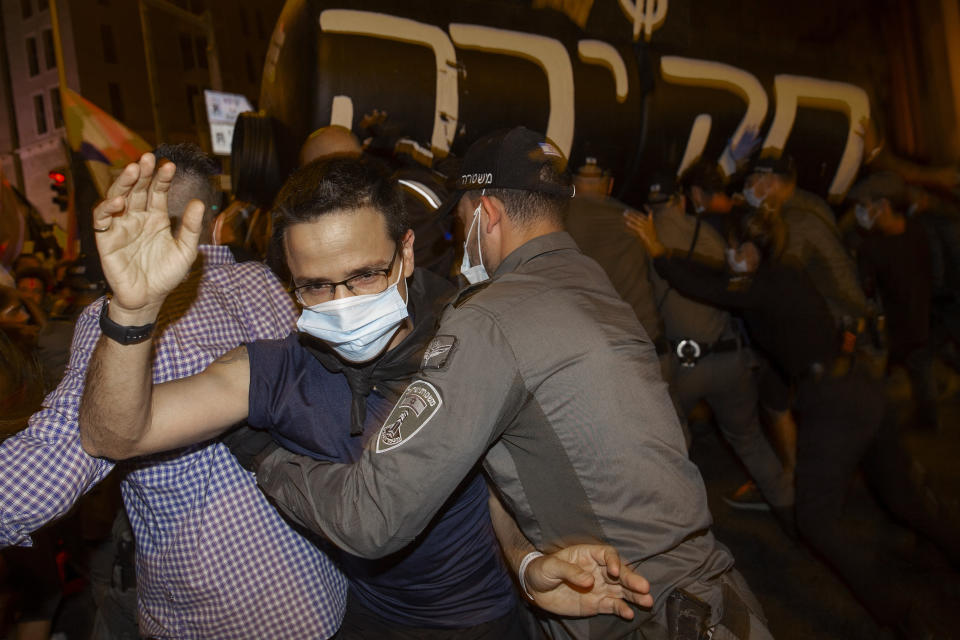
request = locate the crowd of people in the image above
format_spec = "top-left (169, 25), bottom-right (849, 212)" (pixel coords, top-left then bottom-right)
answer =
top-left (0, 113), bottom-right (958, 640)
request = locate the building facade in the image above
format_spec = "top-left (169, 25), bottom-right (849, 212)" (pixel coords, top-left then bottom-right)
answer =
top-left (0, 0), bottom-right (281, 228)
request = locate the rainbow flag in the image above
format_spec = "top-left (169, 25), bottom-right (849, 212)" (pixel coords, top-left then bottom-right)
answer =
top-left (60, 87), bottom-right (152, 257)
top-left (62, 87), bottom-right (151, 196)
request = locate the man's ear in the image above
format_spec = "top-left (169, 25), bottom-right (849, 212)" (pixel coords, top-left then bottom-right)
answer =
top-left (479, 195), bottom-right (504, 233)
top-left (400, 228), bottom-right (415, 277)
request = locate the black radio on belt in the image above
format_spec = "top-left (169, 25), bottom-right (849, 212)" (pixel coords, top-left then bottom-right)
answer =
top-left (666, 588), bottom-right (711, 640)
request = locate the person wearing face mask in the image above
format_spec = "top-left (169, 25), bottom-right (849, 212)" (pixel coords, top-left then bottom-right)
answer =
top-left (626, 205), bottom-right (960, 638)
top-left (459, 192), bottom-right (491, 285)
top-left (850, 172), bottom-right (939, 431)
top-left (641, 162), bottom-right (794, 518)
top-left (250, 128), bottom-right (771, 640)
top-left (76, 152), bottom-right (655, 639)
top-left (561, 156), bottom-right (668, 367)
top-left (743, 155), bottom-right (869, 326)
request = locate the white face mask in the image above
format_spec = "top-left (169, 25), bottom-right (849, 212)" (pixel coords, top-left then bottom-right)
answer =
top-left (743, 185), bottom-right (763, 208)
top-left (725, 247), bottom-right (751, 274)
top-left (296, 255), bottom-right (409, 363)
top-left (460, 201), bottom-right (490, 285)
top-left (855, 204), bottom-right (876, 230)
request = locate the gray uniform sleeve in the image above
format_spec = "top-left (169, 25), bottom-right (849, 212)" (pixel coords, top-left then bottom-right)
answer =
top-left (798, 216), bottom-right (868, 318)
top-left (256, 304), bottom-right (526, 558)
top-left (606, 232), bottom-right (666, 350)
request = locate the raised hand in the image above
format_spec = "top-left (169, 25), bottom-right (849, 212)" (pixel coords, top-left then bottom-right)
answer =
top-left (524, 544), bottom-right (654, 620)
top-left (92, 153), bottom-right (205, 322)
top-left (624, 209), bottom-right (666, 257)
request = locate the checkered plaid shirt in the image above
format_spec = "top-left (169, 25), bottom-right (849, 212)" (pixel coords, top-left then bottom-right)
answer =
top-left (0, 246), bottom-right (347, 639)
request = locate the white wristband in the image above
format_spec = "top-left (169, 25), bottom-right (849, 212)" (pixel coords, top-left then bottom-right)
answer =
top-left (518, 551), bottom-right (544, 600)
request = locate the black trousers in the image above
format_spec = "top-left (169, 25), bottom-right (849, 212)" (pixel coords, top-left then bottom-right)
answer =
top-left (793, 370), bottom-right (957, 626)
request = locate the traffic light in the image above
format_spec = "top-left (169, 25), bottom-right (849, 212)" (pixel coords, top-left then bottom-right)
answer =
top-left (49, 168), bottom-right (68, 212)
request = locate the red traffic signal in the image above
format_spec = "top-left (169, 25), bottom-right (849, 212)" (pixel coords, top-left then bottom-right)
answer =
top-left (49, 167), bottom-right (69, 211)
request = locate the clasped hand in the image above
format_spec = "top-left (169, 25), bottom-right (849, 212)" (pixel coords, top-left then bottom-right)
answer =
top-left (525, 544), bottom-right (654, 620)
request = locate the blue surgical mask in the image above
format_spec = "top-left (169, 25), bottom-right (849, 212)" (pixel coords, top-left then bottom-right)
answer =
top-left (297, 256), bottom-right (409, 363)
top-left (855, 204), bottom-right (876, 230)
top-left (460, 201), bottom-right (490, 285)
top-left (724, 248), bottom-right (751, 274)
top-left (743, 186), bottom-right (763, 208)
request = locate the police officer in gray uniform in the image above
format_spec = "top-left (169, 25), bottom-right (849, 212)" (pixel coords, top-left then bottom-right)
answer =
top-left (743, 155), bottom-right (869, 325)
top-left (257, 128), bottom-right (772, 640)
top-left (646, 166), bottom-right (793, 514)
top-left (564, 157), bottom-right (668, 360)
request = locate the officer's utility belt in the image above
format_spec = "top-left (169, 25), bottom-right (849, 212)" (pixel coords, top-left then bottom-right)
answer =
top-left (803, 355), bottom-right (851, 385)
top-left (671, 338), bottom-right (739, 368)
top-left (667, 581), bottom-right (752, 640)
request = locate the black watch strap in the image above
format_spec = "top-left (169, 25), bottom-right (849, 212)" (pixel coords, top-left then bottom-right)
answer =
top-left (99, 298), bottom-right (156, 345)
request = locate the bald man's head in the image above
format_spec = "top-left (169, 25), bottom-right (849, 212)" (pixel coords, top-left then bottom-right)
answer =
top-left (299, 126), bottom-right (362, 166)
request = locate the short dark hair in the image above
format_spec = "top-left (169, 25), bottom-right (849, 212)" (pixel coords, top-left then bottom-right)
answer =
top-left (154, 143), bottom-right (220, 181)
top-left (154, 143), bottom-right (219, 220)
top-left (268, 156), bottom-right (408, 278)
top-left (483, 189), bottom-right (569, 226)
top-left (679, 159), bottom-right (725, 196)
top-left (729, 205), bottom-right (785, 263)
top-left (750, 154), bottom-right (797, 184)
top-left (464, 160), bottom-right (571, 227)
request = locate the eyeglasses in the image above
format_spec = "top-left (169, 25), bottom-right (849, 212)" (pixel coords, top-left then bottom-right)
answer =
top-left (293, 244), bottom-right (401, 306)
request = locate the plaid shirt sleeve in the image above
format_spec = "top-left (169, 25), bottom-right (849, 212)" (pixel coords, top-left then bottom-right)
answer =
top-left (0, 299), bottom-right (113, 548)
top-left (229, 261), bottom-right (299, 341)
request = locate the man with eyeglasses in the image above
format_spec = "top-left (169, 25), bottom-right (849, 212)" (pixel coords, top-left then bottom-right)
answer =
top-left (77, 152), bottom-right (652, 638)
top-left (243, 128), bottom-right (769, 639)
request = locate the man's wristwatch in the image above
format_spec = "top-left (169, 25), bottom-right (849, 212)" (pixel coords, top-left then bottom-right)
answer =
top-left (99, 298), bottom-right (156, 345)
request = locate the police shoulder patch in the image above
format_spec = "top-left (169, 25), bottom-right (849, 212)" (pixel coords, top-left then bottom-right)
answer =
top-left (375, 380), bottom-right (443, 453)
top-left (422, 335), bottom-right (456, 370)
